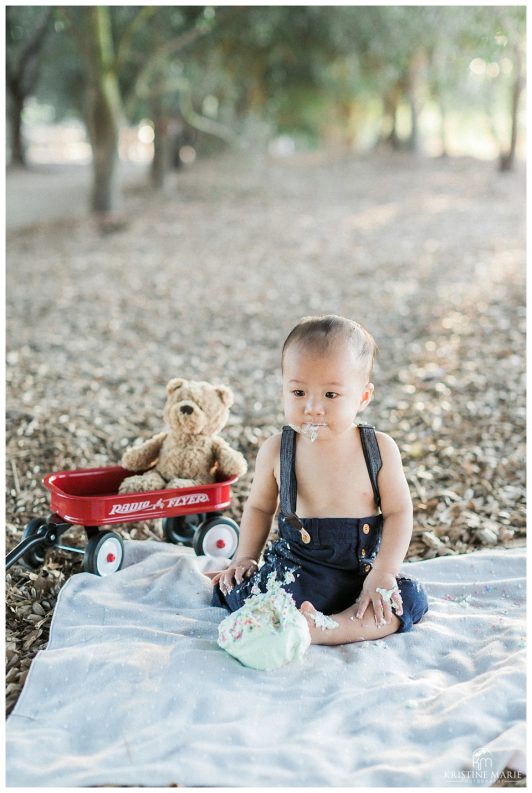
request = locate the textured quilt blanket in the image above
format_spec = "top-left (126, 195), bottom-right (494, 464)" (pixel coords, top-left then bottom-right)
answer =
top-left (5, 542), bottom-right (526, 787)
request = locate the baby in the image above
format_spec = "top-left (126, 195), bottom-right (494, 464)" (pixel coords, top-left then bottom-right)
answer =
top-left (211, 314), bottom-right (428, 645)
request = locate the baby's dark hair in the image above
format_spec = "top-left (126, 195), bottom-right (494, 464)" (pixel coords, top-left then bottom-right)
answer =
top-left (282, 315), bottom-right (378, 379)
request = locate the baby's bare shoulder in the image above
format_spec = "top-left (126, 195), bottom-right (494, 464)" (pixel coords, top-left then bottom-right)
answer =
top-left (255, 432), bottom-right (281, 469)
top-left (255, 432), bottom-right (282, 484)
top-left (257, 431), bottom-right (282, 456)
top-left (374, 430), bottom-right (412, 510)
top-left (247, 433), bottom-right (281, 508)
top-left (375, 431), bottom-right (403, 465)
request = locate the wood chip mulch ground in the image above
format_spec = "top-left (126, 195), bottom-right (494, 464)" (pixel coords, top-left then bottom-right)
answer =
top-left (5, 150), bottom-right (526, 786)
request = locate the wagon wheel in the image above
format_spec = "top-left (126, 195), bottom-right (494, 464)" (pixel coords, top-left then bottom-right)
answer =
top-left (162, 513), bottom-right (207, 545)
top-left (193, 517), bottom-right (240, 559)
top-left (19, 517), bottom-right (49, 571)
top-left (83, 531), bottom-right (124, 576)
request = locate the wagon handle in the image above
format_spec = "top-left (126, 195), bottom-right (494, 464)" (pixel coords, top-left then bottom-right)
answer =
top-left (5, 517), bottom-right (72, 571)
top-left (5, 532), bottom-right (49, 571)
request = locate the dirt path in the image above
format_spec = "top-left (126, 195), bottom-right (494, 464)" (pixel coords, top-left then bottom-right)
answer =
top-left (5, 160), bottom-right (148, 231)
top-left (6, 150), bottom-right (526, 754)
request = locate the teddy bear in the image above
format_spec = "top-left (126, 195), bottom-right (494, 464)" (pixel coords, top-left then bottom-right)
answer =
top-left (118, 378), bottom-right (247, 494)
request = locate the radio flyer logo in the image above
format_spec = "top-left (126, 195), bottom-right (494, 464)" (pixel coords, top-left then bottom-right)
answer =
top-left (109, 492), bottom-right (209, 515)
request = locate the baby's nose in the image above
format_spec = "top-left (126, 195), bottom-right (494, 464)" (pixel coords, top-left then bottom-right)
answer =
top-left (304, 399), bottom-right (325, 416)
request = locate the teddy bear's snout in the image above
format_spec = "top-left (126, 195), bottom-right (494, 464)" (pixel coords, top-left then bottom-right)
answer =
top-left (167, 398), bottom-right (206, 434)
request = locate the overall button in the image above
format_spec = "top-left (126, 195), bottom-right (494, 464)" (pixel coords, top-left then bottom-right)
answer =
top-left (362, 523), bottom-right (370, 534)
top-left (363, 563), bottom-right (371, 572)
top-left (360, 548), bottom-right (366, 557)
top-left (299, 527), bottom-right (311, 544)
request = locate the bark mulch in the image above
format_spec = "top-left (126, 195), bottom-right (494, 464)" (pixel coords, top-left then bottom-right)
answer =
top-left (5, 150), bottom-right (526, 785)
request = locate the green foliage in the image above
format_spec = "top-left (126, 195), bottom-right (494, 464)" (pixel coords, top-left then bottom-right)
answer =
top-left (31, 10), bottom-right (84, 120)
top-left (6, 5), bottom-right (527, 154)
top-left (6, 7), bottom-right (53, 103)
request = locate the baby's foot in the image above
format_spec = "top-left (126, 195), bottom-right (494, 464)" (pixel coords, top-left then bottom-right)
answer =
top-left (300, 601), bottom-right (320, 643)
top-left (300, 601), bottom-right (340, 643)
top-left (300, 601), bottom-right (316, 619)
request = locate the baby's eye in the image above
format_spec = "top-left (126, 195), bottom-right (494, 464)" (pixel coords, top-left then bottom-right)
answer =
top-left (325, 392), bottom-right (339, 399)
top-left (292, 389), bottom-right (305, 397)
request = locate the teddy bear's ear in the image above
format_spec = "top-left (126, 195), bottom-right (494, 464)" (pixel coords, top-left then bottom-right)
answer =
top-left (215, 385), bottom-right (234, 408)
top-left (167, 378), bottom-right (185, 394)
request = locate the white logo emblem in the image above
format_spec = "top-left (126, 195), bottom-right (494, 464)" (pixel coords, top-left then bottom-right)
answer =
top-left (109, 500), bottom-right (152, 515)
top-left (109, 492), bottom-right (209, 515)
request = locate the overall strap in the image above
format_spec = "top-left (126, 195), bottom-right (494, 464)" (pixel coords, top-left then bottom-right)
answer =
top-left (279, 426), bottom-right (304, 530)
top-left (358, 424), bottom-right (383, 511)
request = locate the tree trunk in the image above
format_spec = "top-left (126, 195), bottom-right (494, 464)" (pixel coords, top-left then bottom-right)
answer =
top-left (499, 45), bottom-right (523, 173)
top-left (381, 90), bottom-right (401, 151)
top-left (151, 113), bottom-right (171, 189)
top-left (407, 93), bottom-right (420, 154)
top-left (438, 99), bottom-right (449, 158)
top-left (151, 117), bottom-right (168, 190)
top-left (79, 7), bottom-right (123, 213)
top-left (6, 7), bottom-right (52, 168)
top-left (89, 86), bottom-right (120, 212)
top-left (150, 68), bottom-right (171, 190)
top-left (10, 92), bottom-right (26, 166)
top-left (406, 51), bottom-right (425, 155)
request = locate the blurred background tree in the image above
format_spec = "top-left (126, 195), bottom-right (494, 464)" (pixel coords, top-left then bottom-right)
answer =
top-left (5, 5), bottom-right (526, 213)
top-left (6, 6), bottom-right (54, 166)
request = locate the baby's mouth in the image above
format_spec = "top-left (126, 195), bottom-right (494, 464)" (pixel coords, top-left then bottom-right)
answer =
top-left (289, 423), bottom-right (328, 442)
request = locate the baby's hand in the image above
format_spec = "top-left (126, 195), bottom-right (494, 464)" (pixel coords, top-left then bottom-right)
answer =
top-left (211, 557), bottom-right (258, 594)
top-left (355, 569), bottom-right (403, 627)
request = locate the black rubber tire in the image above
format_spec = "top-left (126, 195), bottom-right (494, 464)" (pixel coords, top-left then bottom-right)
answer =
top-left (162, 513), bottom-right (207, 545)
top-left (83, 531), bottom-right (124, 576)
top-left (193, 517), bottom-right (240, 559)
top-left (19, 518), bottom-right (48, 571)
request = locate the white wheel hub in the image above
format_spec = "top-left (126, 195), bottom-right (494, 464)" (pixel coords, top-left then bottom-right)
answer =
top-left (96, 536), bottom-right (123, 575)
top-left (202, 525), bottom-right (238, 558)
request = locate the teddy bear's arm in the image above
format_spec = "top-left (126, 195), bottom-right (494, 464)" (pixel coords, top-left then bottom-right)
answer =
top-left (121, 432), bottom-right (167, 471)
top-left (211, 437), bottom-right (248, 479)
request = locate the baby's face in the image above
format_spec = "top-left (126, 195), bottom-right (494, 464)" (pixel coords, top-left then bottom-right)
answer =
top-left (282, 343), bottom-right (374, 440)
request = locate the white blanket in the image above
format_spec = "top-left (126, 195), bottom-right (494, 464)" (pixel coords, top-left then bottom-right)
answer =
top-left (6, 542), bottom-right (526, 787)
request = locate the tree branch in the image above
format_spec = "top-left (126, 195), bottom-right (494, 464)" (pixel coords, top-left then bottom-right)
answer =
top-left (6, 7), bottom-right (53, 97)
top-left (179, 84), bottom-right (235, 145)
top-left (124, 6), bottom-right (248, 105)
top-left (113, 6), bottom-right (160, 74)
top-left (57, 7), bottom-right (91, 62)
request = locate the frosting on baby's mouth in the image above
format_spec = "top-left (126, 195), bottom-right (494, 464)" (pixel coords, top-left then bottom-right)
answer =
top-left (289, 423), bottom-right (328, 442)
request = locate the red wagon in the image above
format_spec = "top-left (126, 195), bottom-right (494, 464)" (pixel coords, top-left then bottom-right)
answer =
top-left (5, 466), bottom-right (241, 576)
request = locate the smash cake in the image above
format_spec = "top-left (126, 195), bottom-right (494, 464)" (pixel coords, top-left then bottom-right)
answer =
top-left (217, 571), bottom-right (312, 670)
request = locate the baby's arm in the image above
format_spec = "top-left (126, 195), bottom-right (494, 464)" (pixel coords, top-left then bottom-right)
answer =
top-left (211, 433), bottom-right (280, 593)
top-left (355, 432), bottom-right (413, 625)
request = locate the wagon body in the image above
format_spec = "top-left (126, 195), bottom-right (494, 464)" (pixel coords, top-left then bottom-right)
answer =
top-left (6, 466), bottom-right (240, 575)
top-left (42, 466), bottom-right (237, 526)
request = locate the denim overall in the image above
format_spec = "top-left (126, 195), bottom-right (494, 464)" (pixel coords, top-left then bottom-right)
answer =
top-left (211, 425), bottom-right (429, 633)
